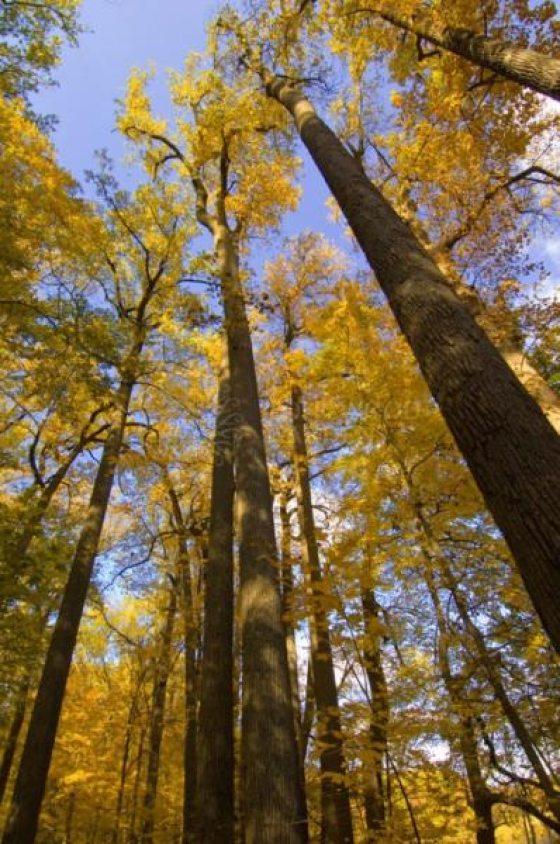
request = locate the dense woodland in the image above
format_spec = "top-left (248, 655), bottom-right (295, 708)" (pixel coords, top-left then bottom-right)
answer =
top-left (1, 0), bottom-right (560, 842)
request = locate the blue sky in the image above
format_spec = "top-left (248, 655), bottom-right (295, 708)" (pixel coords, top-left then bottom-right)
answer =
top-left (33, 0), bottom-right (558, 295)
top-left (33, 0), bottom-right (342, 250)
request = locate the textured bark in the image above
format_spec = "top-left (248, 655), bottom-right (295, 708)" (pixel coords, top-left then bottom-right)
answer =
top-left (362, 6), bottom-right (560, 101)
top-left (216, 225), bottom-right (307, 842)
top-left (0, 679), bottom-right (30, 805)
top-left (360, 588), bottom-right (388, 841)
top-left (140, 577), bottom-right (179, 844)
top-left (165, 475), bottom-right (200, 844)
top-left (268, 79), bottom-right (560, 653)
top-left (279, 488), bottom-right (304, 761)
top-left (397, 189), bottom-right (560, 435)
top-left (2, 361), bottom-right (137, 844)
top-left (291, 383), bottom-right (354, 844)
top-left (195, 372), bottom-right (235, 844)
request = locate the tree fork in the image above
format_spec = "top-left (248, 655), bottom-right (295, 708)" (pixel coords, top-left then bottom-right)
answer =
top-left (267, 78), bottom-right (560, 653)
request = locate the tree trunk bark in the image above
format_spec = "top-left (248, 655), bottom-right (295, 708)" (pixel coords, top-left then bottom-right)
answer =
top-left (360, 587), bottom-right (388, 842)
top-left (279, 487), bottom-right (304, 760)
top-left (268, 79), bottom-right (560, 653)
top-left (113, 705), bottom-right (133, 844)
top-left (421, 563), bottom-right (495, 844)
top-left (2, 359), bottom-right (138, 844)
top-left (215, 222), bottom-right (308, 843)
top-left (140, 576), bottom-right (179, 844)
top-left (291, 382), bottom-right (354, 844)
top-left (195, 371), bottom-right (236, 843)
top-left (164, 474), bottom-right (201, 844)
top-left (180, 554), bottom-right (198, 844)
top-left (361, 6), bottom-right (560, 101)
top-left (0, 678), bottom-right (30, 805)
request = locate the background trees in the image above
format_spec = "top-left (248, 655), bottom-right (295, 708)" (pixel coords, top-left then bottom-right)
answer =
top-left (0, 0), bottom-right (559, 842)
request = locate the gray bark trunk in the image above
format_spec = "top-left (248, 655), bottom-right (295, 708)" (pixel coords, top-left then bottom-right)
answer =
top-left (268, 79), bottom-right (560, 653)
top-left (215, 224), bottom-right (308, 842)
top-left (194, 371), bottom-right (236, 843)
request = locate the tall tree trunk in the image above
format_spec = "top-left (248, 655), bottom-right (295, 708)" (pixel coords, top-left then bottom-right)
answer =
top-left (213, 216), bottom-right (307, 841)
top-left (164, 474), bottom-right (201, 844)
top-left (421, 564), bottom-right (495, 844)
top-left (291, 383), bottom-right (354, 844)
top-left (352, 6), bottom-right (560, 102)
top-left (129, 727), bottom-right (146, 844)
top-left (2, 356), bottom-right (138, 844)
top-left (195, 371), bottom-right (236, 843)
top-left (396, 183), bottom-right (560, 435)
top-left (140, 576), bottom-right (179, 844)
top-left (279, 487), bottom-right (304, 760)
top-left (180, 554), bottom-right (198, 844)
top-left (268, 79), bottom-right (560, 653)
top-left (360, 587), bottom-right (388, 842)
top-left (113, 668), bottom-right (146, 844)
top-left (0, 678), bottom-right (30, 805)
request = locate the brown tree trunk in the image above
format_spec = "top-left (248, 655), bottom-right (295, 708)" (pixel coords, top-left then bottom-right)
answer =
top-left (113, 668), bottom-right (146, 844)
top-left (140, 576), bottom-right (179, 844)
top-left (358, 6), bottom-right (560, 101)
top-left (129, 727), bottom-right (146, 844)
top-left (279, 487), bottom-right (304, 760)
top-left (195, 371), bottom-right (235, 843)
top-left (164, 475), bottom-right (201, 844)
top-left (213, 218), bottom-right (307, 840)
top-left (421, 564), bottom-right (495, 844)
top-left (180, 556), bottom-right (198, 844)
top-left (2, 361), bottom-right (137, 844)
top-left (113, 704), bottom-right (133, 844)
top-left (291, 383), bottom-right (354, 844)
top-left (360, 587), bottom-right (388, 841)
top-left (268, 79), bottom-right (560, 653)
top-left (0, 679), bottom-right (30, 805)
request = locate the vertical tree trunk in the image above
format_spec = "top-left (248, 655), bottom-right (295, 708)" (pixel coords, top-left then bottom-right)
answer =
top-left (0, 679), bottom-right (30, 805)
top-left (2, 361), bottom-right (138, 844)
top-left (421, 563), bottom-right (495, 844)
top-left (214, 220), bottom-right (308, 842)
top-left (195, 371), bottom-right (235, 843)
top-left (291, 382), bottom-right (354, 844)
top-left (180, 554), bottom-right (198, 844)
top-left (356, 6), bottom-right (560, 102)
top-left (279, 488), bottom-right (305, 754)
top-left (129, 727), bottom-right (146, 844)
top-left (360, 587), bottom-right (388, 841)
top-left (113, 669), bottom-right (146, 844)
top-left (268, 79), bottom-right (560, 653)
top-left (140, 576), bottom-right (179, 844)
top-left (164, 472), bottom-right (201, 844)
